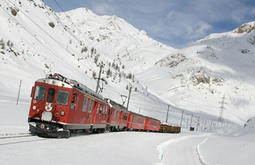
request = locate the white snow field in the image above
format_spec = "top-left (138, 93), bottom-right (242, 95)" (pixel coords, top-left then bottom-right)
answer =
top-left (0, 99), bottom-right (254, 165)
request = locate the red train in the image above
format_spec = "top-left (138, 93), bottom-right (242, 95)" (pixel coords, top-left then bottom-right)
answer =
top-left (28, 73), bottom-right (161, 137)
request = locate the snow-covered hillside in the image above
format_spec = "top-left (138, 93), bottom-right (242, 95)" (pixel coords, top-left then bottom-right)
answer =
top-left (137, 21), bottom-right (255, 125)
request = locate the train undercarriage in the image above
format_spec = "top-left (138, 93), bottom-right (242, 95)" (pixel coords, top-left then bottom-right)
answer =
top-left (28, 118), bottom-right (128, 138)
top-left (28, 118), bottom-right (71, 138)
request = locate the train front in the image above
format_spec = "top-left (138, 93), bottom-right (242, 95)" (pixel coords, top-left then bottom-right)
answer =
top-left (28, 74), bottom-right (73, 138)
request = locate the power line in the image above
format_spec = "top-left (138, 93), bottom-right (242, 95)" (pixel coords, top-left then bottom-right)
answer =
top-left (218, 95), bottom-right (226, 122)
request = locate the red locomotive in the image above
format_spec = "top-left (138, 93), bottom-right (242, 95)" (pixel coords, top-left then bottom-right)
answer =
top-left (28, 73), bottom-right (161, 137)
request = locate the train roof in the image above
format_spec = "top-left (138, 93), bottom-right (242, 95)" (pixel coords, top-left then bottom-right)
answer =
top-left (37, 73), bottom-right (105, 102)
top-left (106, 99), bottom-right (128, 112)
top-left (130, 111), bottom-right (160, 122)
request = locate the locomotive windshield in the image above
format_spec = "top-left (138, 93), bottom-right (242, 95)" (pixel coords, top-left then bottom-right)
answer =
top-left (56, 90), bottom-right (70, 106)
top-left (47, 88), bottom-right (56, 103)
top-left (34, 85), bottom-right (46, 101)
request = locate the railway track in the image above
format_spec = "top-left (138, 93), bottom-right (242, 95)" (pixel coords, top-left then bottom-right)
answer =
top-left (0, 133), bottom-right (47, 146)
top-left (0, 133), bottom-right (32, 139)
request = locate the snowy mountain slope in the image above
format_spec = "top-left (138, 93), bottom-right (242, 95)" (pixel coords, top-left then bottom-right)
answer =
top-left (137, 21), bottom-right (255, 125)
top-left (57, 8), bottom-right (175, 73)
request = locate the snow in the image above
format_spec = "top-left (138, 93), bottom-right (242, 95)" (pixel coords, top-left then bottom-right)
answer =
top-left (0, 0), bottom-right (254, 164)
top-left (0, 94), bottom-right (254, 165)
top-left (199, 127), bottom-right (255, 165)
top-left (137, 28), bottom-right (255, 125)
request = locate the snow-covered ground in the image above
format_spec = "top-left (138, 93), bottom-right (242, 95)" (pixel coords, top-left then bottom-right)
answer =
top-left (0, 99), bottom-right (254, 165)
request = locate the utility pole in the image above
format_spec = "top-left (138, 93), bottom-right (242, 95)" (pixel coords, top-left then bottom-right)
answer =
top-left (16, 80), bottom-right (22, 105)
top-left (204, 120), bottom-right (207, 131)
top-left (166, 105), bottom-right (170, 123)
top-left (190, 114), bottom-right (193, 128)
top-left (186, 118), bottom-right (189, 128)
top-left (196, 116), bottom-right (200, 131)
top-left (126, 85), bottom-right (132, 110)
top-left (218, 95), bottom-right (226, 123)
top-left (96, 64), bottom-right (103, 93)
top-left (180, 110), bottom-right (184, 127)
top-left (210, 120), bottom-right (213, 131)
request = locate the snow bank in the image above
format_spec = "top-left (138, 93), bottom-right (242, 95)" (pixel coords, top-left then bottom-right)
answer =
top-left (198, 121), bottom-right (255, 165)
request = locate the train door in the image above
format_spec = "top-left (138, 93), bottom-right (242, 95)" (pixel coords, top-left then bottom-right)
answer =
top-left (95, 102), bottom-right (103, 125)
top-left (87, 99), bottom-right (94, 124)
top-left (107, 107), bottom-right (112, 123)
top-left (81, 96), bottom-right (90, 124)
top-left (90, 100), bottom-right (98, 125)
top-left (119, 111), bottom-right (123, 125)
top-left (101, 105), bottom-right (108, 124)
top-left (73, 92), bottom-right (83, 123)
top-left (144, 118), bottom-right (149, 130)
top-left (109, 108), bottom-right (116, 125)
top-left (70, 93), bottom-right (77, 110)
top-left (68, 91), bottom-right (79, 123)
top-left (127, 112), bottom-right (132, 129)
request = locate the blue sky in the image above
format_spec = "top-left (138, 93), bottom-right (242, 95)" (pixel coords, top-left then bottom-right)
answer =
top-left (44, 0), bottom-right (255, 48)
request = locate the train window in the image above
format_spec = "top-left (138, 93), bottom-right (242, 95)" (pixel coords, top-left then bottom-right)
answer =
top-left (100, 105), bottom-right (103, 114)
top-left (117, 111), bottom-right (120, 119)
top-left (82, 97), bottom-right (88, 112)
top-left (105, 106), bottom-right (108, 114)
top-left (123, 115), bottom-right (127, 120)
top-left (34, 85), bottom-right (46, 101)
top-left (102, 105), bottom-right (105, 114)
top-left (88, 100), bottom-right (94, 113)
top-left (56, 90), bottom-right (70, 106)
top-left (46, 88), bottom-right (55, 103)
top-left (71, 93), bottom-right (77, 109)
top-left (115, 111), bottom-right (118, 119)
top-left (96, 104), bottom-right (100, 114)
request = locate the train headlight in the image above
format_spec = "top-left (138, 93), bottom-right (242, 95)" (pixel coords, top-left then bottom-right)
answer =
top-left (32, 105), bottom-right (36, 110)
top-left (60, 111), bottom-right (65, 116)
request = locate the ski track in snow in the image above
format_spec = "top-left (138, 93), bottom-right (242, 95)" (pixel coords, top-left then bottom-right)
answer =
top-left (196, 138), bottom-right (212, 165)
top-left (156, 133), bottom-right (210, 165)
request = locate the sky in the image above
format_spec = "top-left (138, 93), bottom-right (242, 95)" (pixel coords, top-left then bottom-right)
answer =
top-left (43, 0), bottom-right (255, 48)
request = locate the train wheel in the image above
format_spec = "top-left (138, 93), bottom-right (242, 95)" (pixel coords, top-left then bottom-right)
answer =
top-left (57, 130), bottom-right (70, 138)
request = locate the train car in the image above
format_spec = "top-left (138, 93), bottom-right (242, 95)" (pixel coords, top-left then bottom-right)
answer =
top-left (144, 117), bottom-right (161, 132)
top-left (107, 99), bottom-right (129, 131)
top-left (28, 73), bottom-right (109, 137)
top-left (159, 124), bottom-right (181, 133)
top-left (127, 112), bottom-right (146, 131)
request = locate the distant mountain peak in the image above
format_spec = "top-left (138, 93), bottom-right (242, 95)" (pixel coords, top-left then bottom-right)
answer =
top-left (233, 21), bottom-right (255, 34)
